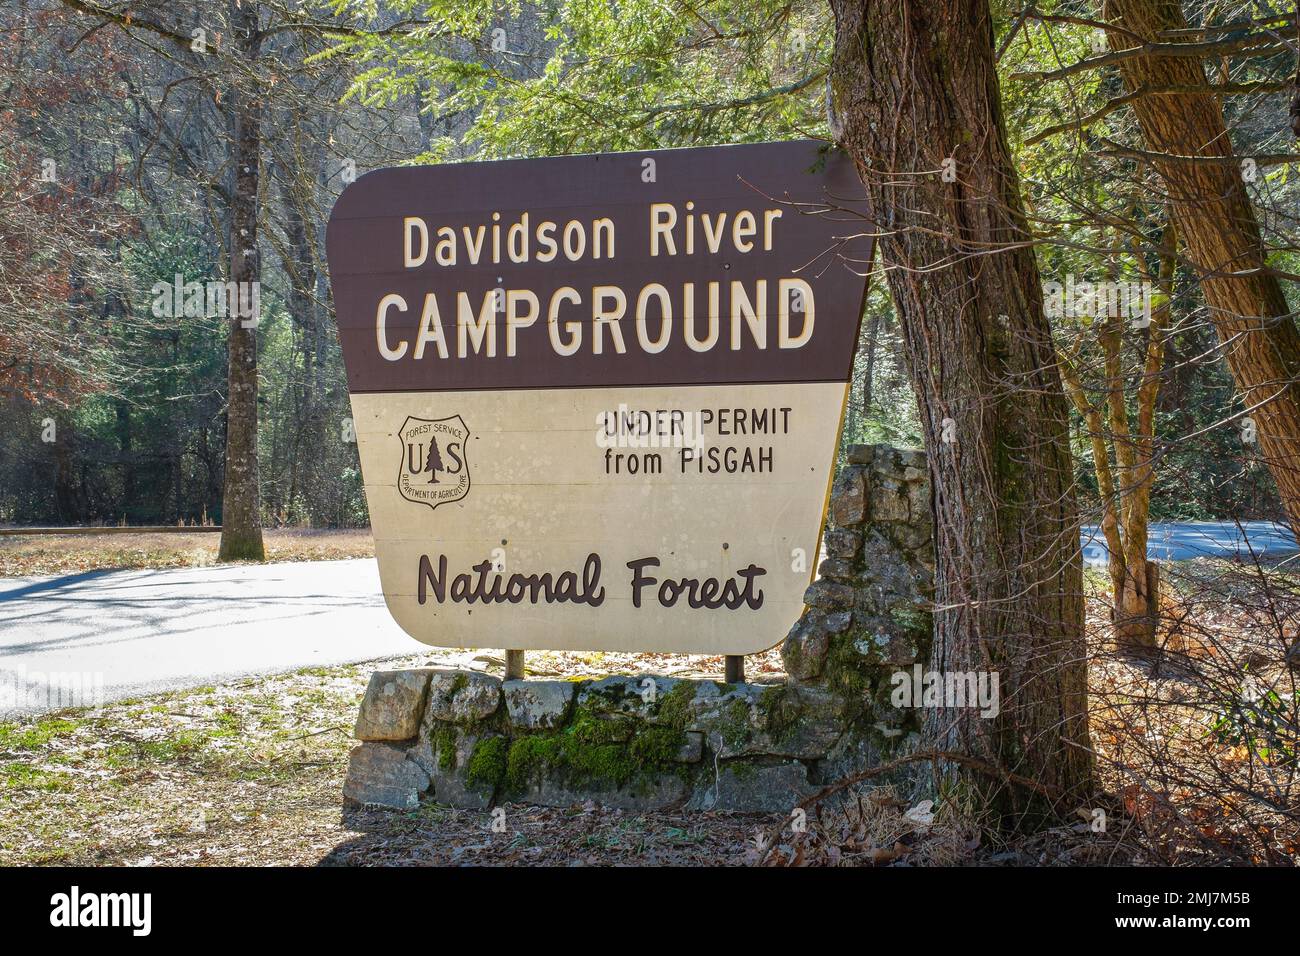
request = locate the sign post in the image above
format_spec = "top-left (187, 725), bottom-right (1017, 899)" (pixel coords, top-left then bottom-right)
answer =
top-left (326, 141), bottom-right (872, 665)
top-left (725, 654), bottom-right (745, 684)
top-left (504, 649), bottom-right (525, 680)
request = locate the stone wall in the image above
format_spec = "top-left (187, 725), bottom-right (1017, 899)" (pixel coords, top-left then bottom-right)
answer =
top-left (344, 443), bottom-right (935, 813)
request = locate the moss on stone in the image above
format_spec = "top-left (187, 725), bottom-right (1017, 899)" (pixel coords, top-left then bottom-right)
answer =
top-left (653, 680), bottom-right (698, 730)
top-left (577, 677), bottom-right (644, 714)
top-left (726, 759), bottom-right (759, 782)
top-left (782, 635), bottom-right (808, 677)
top-left (889, 604), bottom-right (933, 645)
top-left (824, 635), bottom-right (876, 701)
top-left (564, 741), bottom-right (636, 786)
top-left (571, 710), bottom-right (633, 746)
top-left (717, 698), bottom-right (754, 749)
top-left (628, 725), bottom-right (687, 766)
top-left (465, 736), bottom-right (507, 789)
top-left (758, 685), bottom-right (803, 743)
top-left (502, 705), bottom-right (689, 795)
top-left (505, 735), bottom-right (555, 791)
top-left (430, 723), bottom-right (458, 771)
top-left (505, 732), bottom-right (630, 791)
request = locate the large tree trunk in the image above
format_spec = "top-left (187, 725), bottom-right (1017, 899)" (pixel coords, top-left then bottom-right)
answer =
top-left (861, 310), bottom-right (881, 417)
top-left (1288, 9), bottom-right (1300, 138)
top-left (830, 0), bottom-right (1094, 821)
top-left (278, 160), bottom-right (321, 524)
top-left (1104, 0), bottom-right (1300, 537)
top-left (218, 1), bottom-right (266, 561)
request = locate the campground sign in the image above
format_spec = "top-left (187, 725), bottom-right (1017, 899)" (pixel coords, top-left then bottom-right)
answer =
top-left (326, 140), bottom-right (872, 655)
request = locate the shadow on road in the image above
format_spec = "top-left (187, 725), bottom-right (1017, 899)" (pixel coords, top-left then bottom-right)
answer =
top-left (0, 569), bottom-right (119, 602)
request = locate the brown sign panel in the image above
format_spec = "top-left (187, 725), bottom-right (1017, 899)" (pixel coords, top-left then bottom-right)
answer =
top-left (327, 140), bottom-right (872, 655)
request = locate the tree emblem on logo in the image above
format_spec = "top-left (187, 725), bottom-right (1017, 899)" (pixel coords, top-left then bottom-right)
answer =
top-left (423, 437), bottom-right (445, 483)
top-left (397, 415), bottom-right (471, 511)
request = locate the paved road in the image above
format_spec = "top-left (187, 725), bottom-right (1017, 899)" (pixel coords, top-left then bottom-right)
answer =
top-left (2, 520), bottom-right (1297, 717)
top-left (1080, 520), bottom-right (1297, 565)
top-left (0, 559), bottom-right (423, 717)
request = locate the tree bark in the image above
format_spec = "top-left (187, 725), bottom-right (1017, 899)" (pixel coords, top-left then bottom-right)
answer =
top-left (1104, 0), bottom-right (1300, 537)
top-left (218, 0), bottom-right (265, 561)
top-left (115, 399), bottom-right (133, 517)
top-left (830, 0), bottom-right (1094, 821)
top-left (278, 160), bottom-right (321, 524)
top-left (1290, 10), bottom-right (1300, 138)
top-left (861, 309), bottom-right (881, 417)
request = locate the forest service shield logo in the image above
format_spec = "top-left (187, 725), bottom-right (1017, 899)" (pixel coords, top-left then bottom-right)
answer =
top-left (397, 415), bottom-right (471, 511)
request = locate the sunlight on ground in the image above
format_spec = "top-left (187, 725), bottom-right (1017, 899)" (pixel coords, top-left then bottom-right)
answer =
top-left (0, 529), bottom-right (375, 577)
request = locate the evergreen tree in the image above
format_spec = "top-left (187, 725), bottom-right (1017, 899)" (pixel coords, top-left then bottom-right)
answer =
top-left (424, 439), bottom-right (445, 484)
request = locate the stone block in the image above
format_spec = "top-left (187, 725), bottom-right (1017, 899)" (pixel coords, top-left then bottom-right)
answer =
top-left (354, 669), bottom-right (432, 741)
top-left (830, 468), bottom-right (866, 527)
top-left (423, 669), bottom-right (502, 724)
top-left (815, 732), bottom-right (894, 785)
top-left (687, 683), bottom-right (843, 760)
top-left (896, 447), bottom-right (927, 471)
top-left (410, 729), bottom-right (501, 809)
top-left (894, 521), bottom-right (933, 553)
top-left (851, 624), bottom-right (923, 667)
top-left (578, 675), bottom-right (686, 720)
top-left (905, 479), bottom-right (931, 524)
top-left (868, 476), bottom-right (911, 524)
top-left (674, 731), bottom-right (704, 763)
top-left (804, 578), bottom-right (854, 612)
top-left (503, 679), bottom-right (576, 730)
top-left (825, 611), bottom-right (853, 634)
top-left (817, 557), bottom-right (856, 581)
top-left (523, 775), bottom-right (689, 811)
top-left (823, 529), bottom-right (863, 559)
top-left (782, 616), bottom-right (831, 681)
top-left (342, 742), bottom-right (430, 810)
top-left (687, 761), bottom-right (816, 812)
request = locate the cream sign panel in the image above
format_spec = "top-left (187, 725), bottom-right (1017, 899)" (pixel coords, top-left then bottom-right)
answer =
top-left (326, 141), bottom-right (872, 655)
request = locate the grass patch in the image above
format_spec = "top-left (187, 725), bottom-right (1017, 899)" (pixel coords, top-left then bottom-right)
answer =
top-left (0, 717), bottom-right (80, 750)
top-left (0, 528), bottom-right (375, 577)
top-left (2, 763), bottom-right (73, 791)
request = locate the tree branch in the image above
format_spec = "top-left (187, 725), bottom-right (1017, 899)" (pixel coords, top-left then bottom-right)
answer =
top-left (1013, 31), bottom-right (1290, 83)
top-left (639, 71), bottom-right (826, 119)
